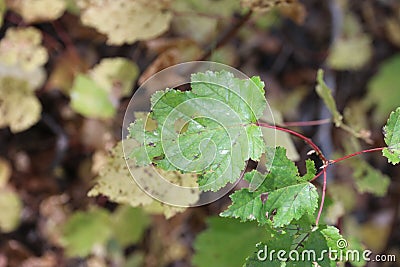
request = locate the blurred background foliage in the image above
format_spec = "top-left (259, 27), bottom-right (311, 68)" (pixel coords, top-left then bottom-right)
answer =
top-left (0, 0), bottom-right (399, 266)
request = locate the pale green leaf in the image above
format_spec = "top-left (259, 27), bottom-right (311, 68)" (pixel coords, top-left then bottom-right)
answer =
top-left (221, 147), bottom-right (318, 228)
top-left (0, 0), bottom-right (5, 28)
top-left (260, 107), bottom-right (299, 161)
top-left (70, 74), bottom-right (116, 119)
top-left (0, 77), bottom-right (42, 133)
top-left (383, 107), bottom-right (400, 164)
top-left (343, 138), bottom-right (390, 196)
top-left (327, 12), bottom-right (372, 70)
top-left (327, 35), bottom-right (372, 70)
top-left (316, 69), bottom-right (343, 126)
top-left (112, 206), bottom-right (150, 247)
top-left (6, 0), bottom-right (66, 23)
top-left (129, 70), bottom-right (266, 192)
top-left (352, 160), bottom-right (390, 196)
top-left (0, 27), bottom-right (48, 71)
top-left (90, 57), bottom-right (139, 97)
top-left (192, 217), bottom-right (269, 267)
top-left (0, 188), bottom-right (22, 233)
top-left (61, 207), bottom-right (112, 257)
top-left (367, 54), bottom-right (400, 122)
top-left (77, 0), bottom-right (172, 45)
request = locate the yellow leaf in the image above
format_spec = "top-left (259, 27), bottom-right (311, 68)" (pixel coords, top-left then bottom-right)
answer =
top-left (77, 0), bottom-right (172, 45)
top-left (88, 140), bottom-right (199, 219)
top-left (0, 27), bottom-right (48, 71)
top-left (6, 0), bottom-right (66, 23)
top-left (0, 77), bottom-right (42, 133)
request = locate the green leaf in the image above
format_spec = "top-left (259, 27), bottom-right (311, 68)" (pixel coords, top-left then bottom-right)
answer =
top-left (90, 57), bottom-right (139, 97)
top-left (316, 69), bottom-right (343, 126)
top-left (70, 74), bottom-right (116, 119)
top-left (244, 225), bottom-right (346, 267)
top-left (327, 35), bottom-right (372, 71)
top-left (61, 207), bottom-right (112, 257)
top-left (352, 160), bottom-right (390, 196)
top-left (221, 147), bottom-right (318, 228)
top-left (77, 0), bottom-right (172, 45)
top-left (0, 77), bottom-right (42, 133)
top-left (129, 70), bottom-right (266, 192)
top-left (0, 188), bottom-right (22, 233)
top-left (192, 217), bottom-right (269, 267)
top-left (383, 107), bottom-right (400, 164)
top-left (112, 205), bottom-right (150, 247)
top-left (367, 54), bottom-right (400, 122)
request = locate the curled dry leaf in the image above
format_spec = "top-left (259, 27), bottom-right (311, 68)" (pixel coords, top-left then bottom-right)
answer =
top-left (6, 0), bottom-right (66, 23)
top-left (77, 0), bottom-right (173, 45)
top-left (139, 38), bottom-right (202, 84)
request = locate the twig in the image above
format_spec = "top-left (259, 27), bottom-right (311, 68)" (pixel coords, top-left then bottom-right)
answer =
top-left (280, 118), bottom-right (331, 127)
top-left (328, 147), bottom-right (385, 165)
top-left (198, 11), bottom-right (253, 61)
top-left (256, 122), bottom-right (328, 164)
top-left (315, 168), bottom-right (327, 225)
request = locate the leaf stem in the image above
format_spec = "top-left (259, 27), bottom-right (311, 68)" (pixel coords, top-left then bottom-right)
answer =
top-left (328, 147), bottom-right (385, 165)
top-left (256, 122), bottom-right (328, 164)
top-left (315, 167), bottom-right (327, 225)
top-left (280, 118), bottom-right (331, 127)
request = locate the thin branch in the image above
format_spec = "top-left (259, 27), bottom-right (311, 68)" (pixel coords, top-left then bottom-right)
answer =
top-left (280, 118), bottom-right (331, 127)
top-left (329, 147), bottom-right (385, 165)
top-left (256, 122), bottom-right (328, 164)
top-left (198, 11), bottom-right (253, 61)
top-left (309, 170), bottom-right (324, 182)
top-left (315, 167), bottom-right (327, 225)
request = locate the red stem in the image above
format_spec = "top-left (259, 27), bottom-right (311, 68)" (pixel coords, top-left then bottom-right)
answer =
top-left (309, 170), bottom-right (324, 182)
top-left (315, 167), bottom-right (327, 225)
top-left (329, 147), bottom-right (385, 165)
top-left (280, 118), bottom-right (331, 127)
top-left (256, 122), bottom-right (328, 164)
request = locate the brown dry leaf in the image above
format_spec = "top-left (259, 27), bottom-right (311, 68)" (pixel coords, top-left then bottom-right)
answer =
top-left (6, 0), bottom-right (66, 23)
top-left (385, 18), bottom-right (400, 47)
top-left (241, 0), bottom-right (298, 12)
top-left (46, 52), bottom-right (88, 93)
top-left (77, 0), bottom-right (173, 45)
top-left (20, 252), bottom-right (57, 267)
top-left (139, 39), bottom-right (202, 84)
top-left (38, 194), bottom-right (71, 246)
top-left (0, 158), bottom-right (11, 188)
top-left (278, 1), bottom-right (306, 24)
